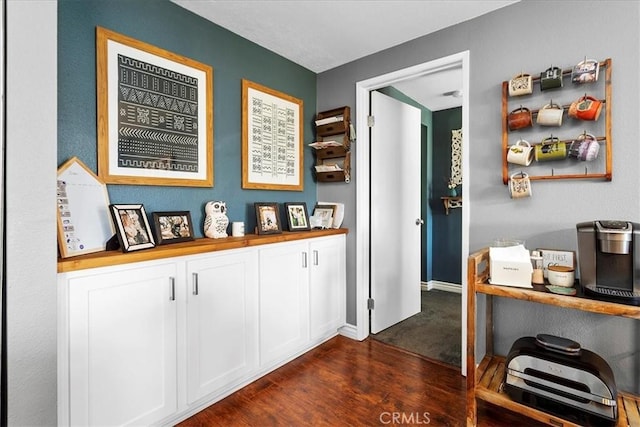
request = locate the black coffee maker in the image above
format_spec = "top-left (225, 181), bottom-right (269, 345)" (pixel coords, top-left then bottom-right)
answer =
top-left (576, 221), bottom-right (640, 305)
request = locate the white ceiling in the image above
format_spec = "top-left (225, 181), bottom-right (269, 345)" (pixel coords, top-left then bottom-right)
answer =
top-left (171, 0), bottom-right (519, 111)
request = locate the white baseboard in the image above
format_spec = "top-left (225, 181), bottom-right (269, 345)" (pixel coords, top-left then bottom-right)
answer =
top-left (421, 280), bottom-right (462, 294)
top-left (339, 323), bottom-right (360, 340)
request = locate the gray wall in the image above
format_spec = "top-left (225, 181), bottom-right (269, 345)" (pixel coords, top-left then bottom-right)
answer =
top-left (317, 0), bottom-right (639, 393)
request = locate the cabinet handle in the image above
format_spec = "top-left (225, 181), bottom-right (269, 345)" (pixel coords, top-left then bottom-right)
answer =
top-left (302, 252), bottom-right (308, 268)
top-left (313, 250), bottom-right (319, 266)
top-left (192, 272), bottom-right (199, 295)
top-left (169, 277), bottom-right (175, 301)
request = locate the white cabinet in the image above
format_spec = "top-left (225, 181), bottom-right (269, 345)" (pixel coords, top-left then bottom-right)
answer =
top-left (309, 235), bottom-right (346, 341)
top-left (258, 241), bottom-right (310, 367)
top-left (63, 261), bottom-right (178, 426)
top-left (185, 250), bottom-right (258, 405)
top-left (58, 231), bottom-right (346, 426)
top-left (258, 235), bottom-right (346, 367)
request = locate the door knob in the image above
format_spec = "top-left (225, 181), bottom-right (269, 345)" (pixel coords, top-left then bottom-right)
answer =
top-left (416, 218), bottom-right (424, 225)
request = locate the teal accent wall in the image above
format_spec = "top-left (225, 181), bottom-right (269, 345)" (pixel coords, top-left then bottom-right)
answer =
top-left (376, 87), bottom-right (433, 283)
top-left (431, 107), bottom-right (462, 284)
top-left (58, 0), bottom-right (317, 237)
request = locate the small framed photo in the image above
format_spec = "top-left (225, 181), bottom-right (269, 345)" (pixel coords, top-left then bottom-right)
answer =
top-left (109, 204), bottom-right (155, 252)
top-left (152, 211), bottom-right (195, 245)
top-left (254, 202), bottom-right (282, 235)
top-left (284, 202), bottom-right (310, 231)
top-left (313, 204), bottom-right (335, 229)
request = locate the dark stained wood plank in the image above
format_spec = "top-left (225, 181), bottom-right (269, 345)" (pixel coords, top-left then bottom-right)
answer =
top-left (177, 336), bottom-right (547, 427)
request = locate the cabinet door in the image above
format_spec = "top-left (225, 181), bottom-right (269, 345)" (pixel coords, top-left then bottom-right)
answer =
top-left (185, 250), bottom-right (258, 404)
top-left (258, 241), bottom-right (310, 367)
top-left (67, 262), bottom-right (178, 426)
top-left (309, 235), bottom-right (346, 341)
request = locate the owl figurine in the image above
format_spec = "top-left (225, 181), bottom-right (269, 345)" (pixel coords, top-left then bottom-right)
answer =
top-left (204, 200), bottom-right (229, 239)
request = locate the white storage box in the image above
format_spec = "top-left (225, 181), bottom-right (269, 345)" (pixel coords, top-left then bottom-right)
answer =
top-left (489, 245), bottom-right (533, 288)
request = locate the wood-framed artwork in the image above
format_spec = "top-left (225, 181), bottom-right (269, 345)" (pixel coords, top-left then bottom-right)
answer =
top-left (254, 202), bottom-right (282, 235)
top-left (96, 26), bottom-right (214, 187)
top-left (241, 79), bottom-right (304, 191)
top-left (57, 157), bottom-right (115, 258)
top-left (109, 204), bottom-right (155, 252)
top-left (284, 202), bottom-right (310, 231)
top-left (152, 211), bottom-right (195, 245)
top-left (312, 204), bottom-right (335, 229)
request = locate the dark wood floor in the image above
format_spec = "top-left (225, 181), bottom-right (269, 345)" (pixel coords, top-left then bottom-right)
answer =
top-left (178, 336), bottom-right (545, 426)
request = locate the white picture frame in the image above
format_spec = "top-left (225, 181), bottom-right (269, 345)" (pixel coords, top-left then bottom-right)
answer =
top-left (57, 157), bottom-right (115, 258)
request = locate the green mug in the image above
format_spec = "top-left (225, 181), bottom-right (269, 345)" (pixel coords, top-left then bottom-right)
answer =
top-left (535, 137), bottom-right (567, 162)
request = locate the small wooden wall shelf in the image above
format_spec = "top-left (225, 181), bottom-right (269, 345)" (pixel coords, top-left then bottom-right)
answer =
top-left (466, 247), bottom-right (640, 426)
top-left (441, 196), bottom-right (462, 215)
top-left (502, 58), bottom-right (612, 185)
top-left (314, 106), bottom-right (351, 183)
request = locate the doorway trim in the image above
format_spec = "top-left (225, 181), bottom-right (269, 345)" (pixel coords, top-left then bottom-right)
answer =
top-left (354, 51), bottom-right (470, 374)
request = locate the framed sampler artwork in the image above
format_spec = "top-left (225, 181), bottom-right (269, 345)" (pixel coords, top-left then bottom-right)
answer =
top-left (109, 204), bottom-right (156, 252)
top-left (152, 211), bottom-right (195, 245)
top-left (96, 26), bottom-right (214, 187)
top-left (241, 79), bottom-right (304, 191)
top-left (254, 202), bottom-right (282, 235)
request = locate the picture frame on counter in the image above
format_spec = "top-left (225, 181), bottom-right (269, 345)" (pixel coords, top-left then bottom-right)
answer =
top-left (152, 211), bottom-right (195, 245)
top-left (284, 202), bottom-right (310, 231)
top-left (109, 204), bottom-right (155, 252)
top-left (254, 202), bottom-right (282, 235)
top-left (57, 156), bottom-right (115, 258)
top-left (312, 204), bottom-right (335, 229)
top-left (96, 26), bottom-right (214, 187)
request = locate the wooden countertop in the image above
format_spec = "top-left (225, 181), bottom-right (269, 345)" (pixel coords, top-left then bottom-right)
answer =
top-left (58, 228), bottom-right (348, 273)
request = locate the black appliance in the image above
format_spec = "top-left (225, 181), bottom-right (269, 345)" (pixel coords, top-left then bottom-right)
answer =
top-left (504, 335), bottom-right (618, 426)
top-left (576, 220), bottom-right (640, 305)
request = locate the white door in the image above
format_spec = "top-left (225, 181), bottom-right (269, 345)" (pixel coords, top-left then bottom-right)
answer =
top-left (67, 262), bottom-right (178, 426)
top-left (370, 90), bottom-right (422, 334)
top-left (258, 241), bottom-right (310, 367)
top-left (309, 235), bottom-right (346, 341)
top-left (185, 250), bottom-right (259, 404)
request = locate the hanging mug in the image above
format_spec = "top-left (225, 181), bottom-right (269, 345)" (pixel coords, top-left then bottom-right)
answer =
top-left (569, 132), bottom-right (600, 161)
top-left (509, 73), bottom-right (533, 97)
top-left (535, 136), bottom-right (567, 162)
top-left (540, 66), bottom-right (564, 91)
top-left (509, 172), bottom-right (532, 199)
top-left (507, 106), bottom-right (533, 131)
top-left (572, 58), bottom-right (600, 84)
top-left (575, 95), bottom-right (603, 121)
top-left (536, 102), bottom-right (564, 126)
top-left (569, 95), bottom-right (602, 121)
top-left (507, 139), bottom-right (534, 166)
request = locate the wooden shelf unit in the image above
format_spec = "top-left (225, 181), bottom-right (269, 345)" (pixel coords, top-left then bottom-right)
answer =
top-left (466, 247), bottom-right (640, 427)
top-left (502, 58), bottom-right (612, 185)
top-left (314, 106), bottom-right (351, 183)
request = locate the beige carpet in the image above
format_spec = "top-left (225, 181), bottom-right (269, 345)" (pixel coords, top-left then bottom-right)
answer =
top-left (371, 289), bottom-right (462, 366)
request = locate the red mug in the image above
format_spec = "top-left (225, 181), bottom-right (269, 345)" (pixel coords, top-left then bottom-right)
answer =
top-left (507, 107), bottom-right (533, 131)
top-left (570, 95), bottom-right (602, 121)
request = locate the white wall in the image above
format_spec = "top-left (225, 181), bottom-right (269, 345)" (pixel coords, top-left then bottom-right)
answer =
top-left (6, 1), bottom-right (58, 424)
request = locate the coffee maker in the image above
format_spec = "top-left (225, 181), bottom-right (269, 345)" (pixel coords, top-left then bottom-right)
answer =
top-left (576, 221), bottom-right (640, 305)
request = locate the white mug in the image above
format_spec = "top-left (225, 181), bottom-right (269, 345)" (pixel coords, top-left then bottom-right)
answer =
top-left (509, 172), bottom-right (532, 199)
top-left (507, 139), bottom-right (534, 166)
top-left (231, 222), bottom-right (245, 237)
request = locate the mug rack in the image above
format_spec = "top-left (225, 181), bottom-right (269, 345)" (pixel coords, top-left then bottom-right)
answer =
top-left (502, 58), bottom-right (612, 185)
